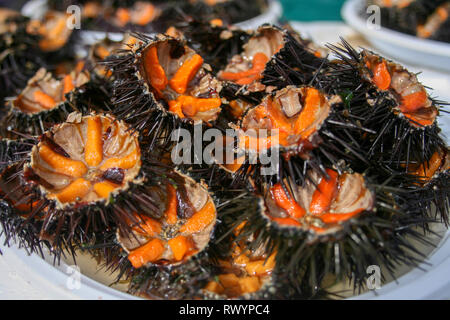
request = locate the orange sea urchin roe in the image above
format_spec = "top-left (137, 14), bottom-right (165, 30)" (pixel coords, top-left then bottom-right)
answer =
top-left (270, 184), bottom-right (305, 219)
top-left (144, 46), bottom-right (168, 92)
top-left (122, 180), bottom-right (216, 268)
top-left (409, 150), bottom-right (448, 183)
top-left (266, 170), bottom-right (374, 234)
top-left (203, 242), bottom-right (276, 298)
top-left (14, 67), bottom-right (89, 115)
top-left (169, 54), bottom-right (204, 94)
top-left (168, 96), bottom-right (222, 118)
top-left (240, 86), bottom-right (331, 150)
top-left (218, 26), bottom-right (285, 87)
top-left (371, 61), bottom-right (391, 91)
top-left (28, 11), bottom-right (73, 52)
top-left (219, 52), bottom-right (269, 85)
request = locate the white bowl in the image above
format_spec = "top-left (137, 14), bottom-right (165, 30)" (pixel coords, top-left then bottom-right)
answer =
top-left (342, 0), bottom-right (450, 72)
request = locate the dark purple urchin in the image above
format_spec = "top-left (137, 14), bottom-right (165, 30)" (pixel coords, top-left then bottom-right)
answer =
top-left (93, 186), bottom-right (326, 300)
top-left (324, 39), bottom-right (447, 173)
top-left (260, 26), bottom-right (328, 91)
top-left (322, 40), bottom-right (449, 229)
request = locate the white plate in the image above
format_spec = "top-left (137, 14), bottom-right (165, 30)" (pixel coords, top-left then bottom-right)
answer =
top-left (342, 0), bottom-right (450, 72)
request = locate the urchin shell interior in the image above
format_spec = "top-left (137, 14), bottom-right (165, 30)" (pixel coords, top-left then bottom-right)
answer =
top-left (362, 50), bottom-right (438, 127)
top-left (12, 67), bottom-right (89, 114)
top-left (238, 86), bottom-right (334, 151)
top-left (218, 25), bottom-right (285, 88)
top-left (26, 113), bottom-right (141, 207)
top-left (138, 37), bottom-right (222, 122)
top-left (118, 172), bottom-right (217, 268)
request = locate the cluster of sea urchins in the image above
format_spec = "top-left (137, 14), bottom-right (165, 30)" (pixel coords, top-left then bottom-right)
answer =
top-left (0, 16), bottom-right (448, 300)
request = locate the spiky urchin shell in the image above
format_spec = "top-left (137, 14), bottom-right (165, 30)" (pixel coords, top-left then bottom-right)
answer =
top-left (173, 20), bottom-right (252, 74)
top-left (0, 80), bottom-right (111, 138)
top-left (423, 171), bottom-right (450, 226)
top-left (325, 39), bottom-right (447, 171)
top-left (0, 138), bottom-right (34, 171)
top-left (0, 199), bottom-right (43, 257)
top-left (401, 169), bottom-right (450, 227)
top-left (103, 33), bottom-right (224, 152)
top-left (229, 175), bottom-right (434, 295)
